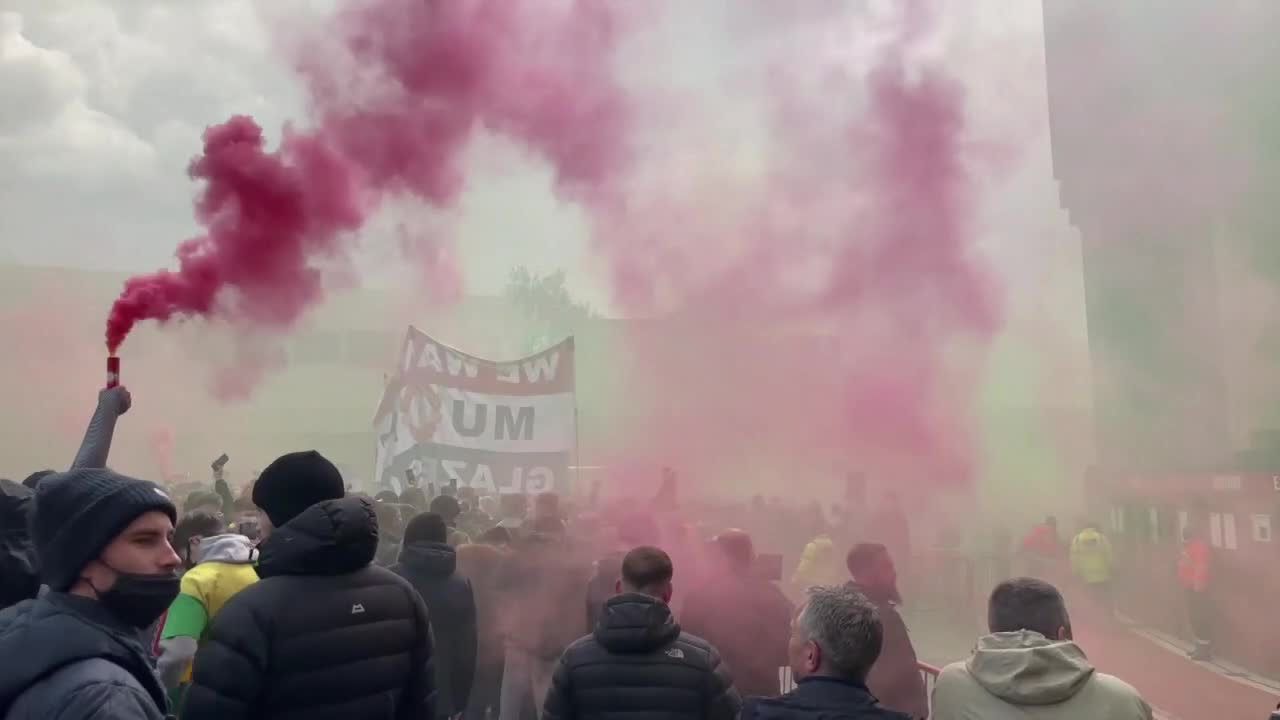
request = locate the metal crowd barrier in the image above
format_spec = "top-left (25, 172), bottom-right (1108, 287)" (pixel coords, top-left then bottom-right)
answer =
top-left (919, 661), bottom-right (941, 718)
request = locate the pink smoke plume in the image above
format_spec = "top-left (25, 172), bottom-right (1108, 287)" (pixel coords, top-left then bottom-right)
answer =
top-left (102, 0), bottom-right (1005, 494)
top-left (575, 0), bottom-right (1002, 489)
top-left (106, 0), bottom-right (629, 354)
top-left (105, 119), bottom-right (364, 353)
top-left (149, 427), bottom-right (177, 482)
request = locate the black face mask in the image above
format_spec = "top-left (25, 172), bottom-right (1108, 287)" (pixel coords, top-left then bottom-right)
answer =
top-left (96, 568), bottom-right (181, 629)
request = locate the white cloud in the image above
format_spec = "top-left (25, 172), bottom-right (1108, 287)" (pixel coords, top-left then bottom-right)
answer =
top-left (0, 12), bottom-right (85, 133)
top-left (0, 1), bottom-right (301, 271)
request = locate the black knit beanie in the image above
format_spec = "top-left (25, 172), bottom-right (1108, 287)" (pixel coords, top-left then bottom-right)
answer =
top-left (404, 512), bottom-right (448, 544)
top-left (252, 450), bottom-right (345, 528)
top-left (32, 469), bottom-right (177, 591)
top-left (429, 494), bottom-right (461, 522)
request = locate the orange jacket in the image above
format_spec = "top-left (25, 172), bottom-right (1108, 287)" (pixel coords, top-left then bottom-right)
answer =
top-left (1021, 523), bottom-right (1059, 558)
top-left (1178, 537), bottom-right (1211, 592)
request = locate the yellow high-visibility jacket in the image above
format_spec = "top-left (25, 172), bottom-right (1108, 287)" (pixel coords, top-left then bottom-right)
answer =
top-left (1070, 527), bottom-right (1113, 584)
top-left (791, 534), bottom-right (845, 589)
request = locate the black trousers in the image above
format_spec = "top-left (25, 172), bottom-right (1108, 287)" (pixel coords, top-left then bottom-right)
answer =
top-left (465, 663), bottom-right (505, 720)
top-left (1186, 589), bottom-right (1213, 645)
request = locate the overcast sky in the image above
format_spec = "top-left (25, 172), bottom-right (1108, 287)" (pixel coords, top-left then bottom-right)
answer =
top-left (0, 0), bottom-right (1076, 324)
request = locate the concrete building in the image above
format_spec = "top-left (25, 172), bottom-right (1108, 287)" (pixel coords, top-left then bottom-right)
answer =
top-left (1044, 0), bottom-right (1280, 675)
top-left (1043, 0), bottom-right (1280, 470)
top-left (0, 263), bottom-right (849, 499)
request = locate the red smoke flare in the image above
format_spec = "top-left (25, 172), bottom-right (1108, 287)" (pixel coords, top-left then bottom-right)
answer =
top-left (105, 118), bottom-right (364, 353)
top-left (106, 0), bottom-right (629, 355)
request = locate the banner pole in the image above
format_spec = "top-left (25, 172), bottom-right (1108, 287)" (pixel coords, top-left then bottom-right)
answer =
top-left (570, 335), bottom-right (581, 499)
top-left (573, 401), bottom-right (582, 499)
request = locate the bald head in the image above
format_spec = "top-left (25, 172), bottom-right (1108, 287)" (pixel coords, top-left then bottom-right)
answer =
top-left (714, 529), bottom-right (754, 573)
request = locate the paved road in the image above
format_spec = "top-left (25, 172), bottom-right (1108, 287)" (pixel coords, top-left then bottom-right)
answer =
top-left (1074, 619), bottom-right (1277, 720)
top-left (904, 601), bottom-right (1279, 719)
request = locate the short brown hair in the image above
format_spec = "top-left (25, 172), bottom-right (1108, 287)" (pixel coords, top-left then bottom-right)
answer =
top-left (846, 542), bottom-right (889, 577)
top-left (988, 577), bottom-right (1071, 639)
top-left (621, 546), bottom-right (673, 592)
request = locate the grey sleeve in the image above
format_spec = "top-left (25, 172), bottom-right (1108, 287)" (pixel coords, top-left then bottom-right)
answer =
top-left (51, 681), bottom-right (165, 720)
top-left (157, 636), bottom-right (199, 691)
top-left (70, 388), bottom-right (130, 470)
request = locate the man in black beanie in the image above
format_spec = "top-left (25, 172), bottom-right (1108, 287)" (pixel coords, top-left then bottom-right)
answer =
top-left (0, 468), bottom-right (182, 720)
top-left (183, 450), bottom-right (436, 720)
top-left (246, 450), bottom-right (347, 540)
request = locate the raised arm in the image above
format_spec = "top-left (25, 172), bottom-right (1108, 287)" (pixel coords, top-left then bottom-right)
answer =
top-left (70, 386), bottom-right (131, 470)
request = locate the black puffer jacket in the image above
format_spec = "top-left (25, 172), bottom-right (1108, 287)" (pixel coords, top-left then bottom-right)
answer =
top-left (183, 496), bottom-right (434, 720)
top-left (392, 541), bottom-right (477, 720)
top-left (542, 593), bottom-right (741, 720)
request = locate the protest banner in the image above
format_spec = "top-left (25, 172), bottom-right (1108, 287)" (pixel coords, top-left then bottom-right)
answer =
top-left (373, 327), bottom-right (576, 495)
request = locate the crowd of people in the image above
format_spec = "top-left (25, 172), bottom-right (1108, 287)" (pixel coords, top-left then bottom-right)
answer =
top-left (0, 387), bottom-right (1170, 719)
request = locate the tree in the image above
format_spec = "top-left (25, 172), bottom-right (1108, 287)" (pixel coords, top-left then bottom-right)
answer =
top-left (503, 266), bottom-right (596, 355)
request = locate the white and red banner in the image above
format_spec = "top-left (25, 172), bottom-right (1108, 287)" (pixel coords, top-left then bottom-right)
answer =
top-left (372, 327), bottom-right (576, 495)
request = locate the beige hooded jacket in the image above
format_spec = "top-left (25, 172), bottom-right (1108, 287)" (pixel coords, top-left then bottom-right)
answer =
top-left (931, 631), bottom-right (1152, 720)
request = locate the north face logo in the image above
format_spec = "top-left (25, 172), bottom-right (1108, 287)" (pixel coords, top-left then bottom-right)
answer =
top-left (351, 603), bottom-right (365, 614)
top-left (666, 648), bottom-right (684, 659)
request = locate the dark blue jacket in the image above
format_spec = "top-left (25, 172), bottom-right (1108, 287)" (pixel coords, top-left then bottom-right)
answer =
top-left (392, 541), bottom-right (477, 720)
top-left (543, 593), bottom-right (741, 720)
top-left (0, 592), bottom-right (169, 720)
top-left (743, 677), bottom-right (911, 720)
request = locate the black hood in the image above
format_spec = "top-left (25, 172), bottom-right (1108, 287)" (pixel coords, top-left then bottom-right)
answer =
top-left (257, 496), bottom-right (378, 578)
top-left (398, 541), bottom-right (457, 578)
top-left (0, 592), bottom-right (166, 712)
top-left (594, 592), bottom-right (680, 654)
